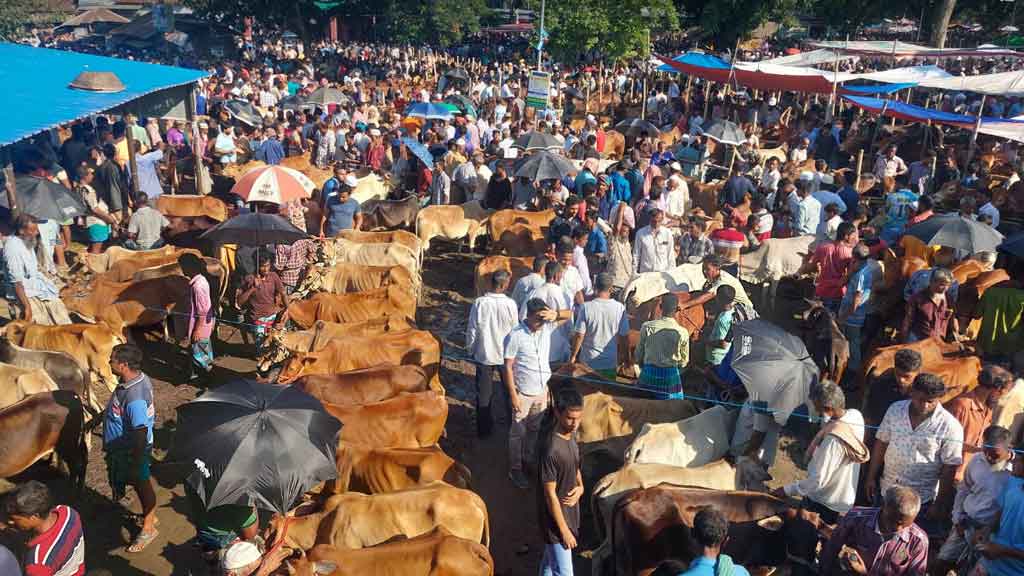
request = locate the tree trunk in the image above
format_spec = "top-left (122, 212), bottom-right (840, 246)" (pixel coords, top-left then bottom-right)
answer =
top-left (928, 0), bottom-right (957, 48)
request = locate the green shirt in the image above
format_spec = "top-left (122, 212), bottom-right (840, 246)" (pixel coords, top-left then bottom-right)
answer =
top-left (635, 316), bottom-right (689, 368)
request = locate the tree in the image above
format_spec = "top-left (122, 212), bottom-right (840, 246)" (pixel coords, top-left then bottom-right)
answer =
top-left (928, 0), bottom-right (957, 47)
top-left (678, 0), bottom-right (813, 47)
top-left (527, 0), bottom-right (678, 62)
top-left (0, 0), bottom-right (67, 40)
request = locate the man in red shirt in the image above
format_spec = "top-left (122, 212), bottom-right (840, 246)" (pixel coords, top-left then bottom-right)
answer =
top-left (803, 221), bottom-right (857, 314)
top-left (901, 267), bottom-right (959, 343)
top-left (709, 215), bottom-right (747, 278)
top-left (5, 481), bottom-right (85, 576)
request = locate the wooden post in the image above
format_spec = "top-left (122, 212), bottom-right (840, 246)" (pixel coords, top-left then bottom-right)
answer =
top-left (967, 94), bottom-right (987, 167)
top-left (684, 75), bottom-right (693, 108)
top-left (125, 115), bottom-right (140, 209)
top-left (702, 81), bottom-right (711, 120)
top-left (186, 86), bottom-right (200, 196)
top-left (641, 74), bottom-right (648, 120)
top-left (929, 155), bottom-right (938, 194)
top-left (856, 149), bottom-right (864, 179)
top-left (827, 47), bottom-right (840, 122)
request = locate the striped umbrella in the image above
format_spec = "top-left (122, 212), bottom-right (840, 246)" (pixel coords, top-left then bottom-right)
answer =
top-left (230, 165), bottom-right (315, 205)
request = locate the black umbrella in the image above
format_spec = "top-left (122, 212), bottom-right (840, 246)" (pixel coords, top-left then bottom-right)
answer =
top-left (731, 319), bottom-right (819, 426)
top-left (998, 231), bottom-right (1024, 259)
top-left (224, 99), bottom-right (262, 128)
top-left (443, 94), bottom-right (478, 119)
top-left (443, 67), bottom-right (470, 82)
top-left (0, 174), bottom-right (87, 221)
top-left (278, 94), bottom-right (310, 111)
top-left (514, 150), bottom-right (575, 181)
top-left (614, 117), bottom-right (661, 138)
top-left (173, 380), bottom-right (341, 513)
top-left (306, 87), bottom-right (353, 107)
top-left (904, 213), bottom-right (1004, 253)
top-left (513, 131), bottom-right (562, 152)
top-left (562, 86), bottom-right (585, 100)
top-left (200, 212), bottom-right (309, 246)
top-left (703, 119), bottom-right (746, 147)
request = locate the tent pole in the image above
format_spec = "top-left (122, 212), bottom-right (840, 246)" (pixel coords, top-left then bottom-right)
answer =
top-left (929, 154), bottom-right (937, 195)
top-left (827, 46), bottom-right (840, 123)
top-left (856, 149), bottom-right (864, 180)
top-left (125, 115), bottom-right (140, 209)
top-left (703, 81), bottom-right (711, 119)
top-left (186, 85), bottom-right (200, 196)
top-left (726, 147), bottom-right (736, 178)
top-left (868, 100), bottom-right (889, 158)
top-left (967, 94), bottom-right (987, 167)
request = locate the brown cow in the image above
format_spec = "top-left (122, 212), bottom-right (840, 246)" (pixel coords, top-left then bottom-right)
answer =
top-left (603, 131), bottom-right (626, 159)
top-left (99, 248), bottom-right (203, 283)
top-left (258, 317), bottom-right (414, 371)
top-left (0, 391), bottom-right (87, 495)
top-left (328, 443), bottom-right (471, 494)
top-left (284, 528), bottom-right (493, 576)
top-left (474, 256), bottom-right (535, 296)
top-left (326, 391), bottom-right (448, 449)
top-left (487, 209), bottom-right (555, 246)
top-left (283, 287), bottom-right (417, 329)
top-left (0, 338), bottom-right (93, 413)
top-left (81, 245), bottom-right (178, 274)
top-left (270, 482), bottom-right (489, 550)
top-left (493, 223), bottom-right (548, 257)
top-left (61, 275), bottom-right (191, 340)
top-left (415, 204), bottom-right (489, 253)
top-left (362, 194), bottom-right (420, 229)
top-left (131, 256), bottom-right (228, 306)
top-left (156, 194), bottom-right (229, 222)
top-left (0, 363), bottom-right (58, 410)
top-left (317, 263), bottom-right (414, 294)
top-left (862, 338), bottom-right (981, 406)
top-left (4, 321), bottom-right (125, 392)
top-left (293, 365), bottom-right (429, 407)
top-left (337, 229), bottom-right (422, 258)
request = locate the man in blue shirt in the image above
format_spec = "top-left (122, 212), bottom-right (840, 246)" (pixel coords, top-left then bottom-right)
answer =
top-left (839, 243), bottom-right (874, 374)
top-left (678, 507), bottom-right (751, 576)
top-left (321, 174), bottom-right (362, 236)
top-left (608, 162), bottom-right (632, 205)
top-left (979, 448), bottom-right (1024, 576)
top-left (103, 343), bottom-right (159, 552)
top-left (254, 127), bottom-right (285, 165)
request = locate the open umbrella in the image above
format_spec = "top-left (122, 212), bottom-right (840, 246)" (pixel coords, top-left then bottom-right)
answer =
top-left (444, 94), bottom-right (478, 119)
top-left (200, 212), bottom-right (309, 246)
top-left (998, 231), bottom-right (1024, 259)
top-left (513, 131), bottom-right (562, 152)
top-left (703, 120), bottom-right (747, 146)
top-left (224, 100), bottom-right (262, 128)
top-left (1, 175), bottom-right (87, 221)
top-left (400, 137), bottom-right (434, 169)
top-left (904, 213), bottom-right (1004, 253)
top-left (731, 319), bottom-right (819, 426)
top-left (306, 86), bottom-right (353, 107)
top-left (614, 118), bottom-right (661, 138)
top-left (278, 94), bottom-right (310, 112)
top-left (173, 379), bottom-right (340, 514)
top-left (443, 67), bottom-right (470, 82)
top-left (514, 150), bottom-right (575, 181)
top-left (230, 165), bottom-right (315, 205)
top-left (405, 102), bottom-right (454, 121)
top-left (562, 86), bottom-right (585, 101)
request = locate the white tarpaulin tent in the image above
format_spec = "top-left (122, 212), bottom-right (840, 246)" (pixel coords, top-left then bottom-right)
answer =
top-left (918, 70), bottom-right (1024, 96)
top-left (811, 40), bottom-right (1022, 59)
top-left (758, 49), bottom-right (858, 68)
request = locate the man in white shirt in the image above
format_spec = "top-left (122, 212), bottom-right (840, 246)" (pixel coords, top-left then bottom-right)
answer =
top-left (522, 261), bottom-right (575, 363)
top-left (777, 380), bottom-right (867, 525)
top-left (665, 163), bottom-right (690, 222)
top-left (466, 270), bottom-right (520, 437)
top-left (570, 273), bottom-right (629, 379)
top-left (511, 257), bottom-right (548, 310)
top-left (979, 191), bottom-right (1001, 229)
top-left (873, 144), bottom-right (909, 181)
top-left (555, 242), bottom-right (587, 304)
top-left (633, 209), bottom-right (675, 273)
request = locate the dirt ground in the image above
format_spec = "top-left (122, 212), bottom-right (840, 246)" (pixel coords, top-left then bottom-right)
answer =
top-left (0, 242), bottom-right (808, 576)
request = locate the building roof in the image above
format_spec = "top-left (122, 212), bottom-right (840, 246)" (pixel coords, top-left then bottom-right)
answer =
top-left (0, 42), bottom-right (208, 146)
top-left (58, 7), bottom-right (129, 28)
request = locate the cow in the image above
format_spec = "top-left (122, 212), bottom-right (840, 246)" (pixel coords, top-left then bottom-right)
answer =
top-left (316, 263), bottom-right (414, 295)
top-left (95, 248), bottom-right (204, 283)
top-left (0, 391), bottom-right (87, 495)
top-left (493, 223), bottom-right (548, 257)
top-left (739, 236), bottom-right (816, 314)
top-left (4, 321), bottom-right (125, 392)
top-left (487, 209), bottom-right (555, 246)
top-left (474, 256), bottom-right (535, 297)
top-left (362, 194), bottom-right (420, 230)
top-left (61, 275), bottom-right (192, 341)
top-left (337, 229), bottom-right (422, 260)
top-left (328, 238), bottom-right (420, 288)
top-left (351, 172), bottom-right (389, 205)
top-left (0, 363), bottom-right (58, 410)
top-left (800, 300), bottom-right (850, 385)
top-left (415, 204), bottom-right (489, 253)
top-left (276, 330), bottom-right (441, 391)
top-left (619, 264), bottom-right (708, 310)
top-left (326, 391), bottom-right (448, 449)
top-left (624, 406), bottom-right (739, 468)
top-left (862, 338), bottom-right (982, 405)
top-left (284, 528), bottom-right (494, 576)
top-left (258, 317), bottom-right (414, 371)
top-left (81, 245), bottom-right (179, 274)
top-left (283, 287), bottom-right (417, 329)
top-left (131, 256), bottom-right (228, 307)
top-left (270, 482), bottom-right (489, 550)
top-left (0, 337), bottom-right (93, 413)
top-left (156, 194), bottom-right (229, 222)
top-left (328, 443), bottom-right (471, 494)
top-left (628, 292), bottom-right (707, 336)
top-left (293, 365), bottom-right (429, 407)
top-left (603, 131), bottom-right (626, 159)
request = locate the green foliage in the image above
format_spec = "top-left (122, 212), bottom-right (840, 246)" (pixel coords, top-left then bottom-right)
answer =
top-left (0, 0), bottom-right (67, 40)
top-left (526, 0), bottom-right (678, 62)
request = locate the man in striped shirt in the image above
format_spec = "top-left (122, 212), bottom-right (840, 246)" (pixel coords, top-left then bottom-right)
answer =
top-left (709, 216), bottom-right (747, 277)
top-left (5, 481), bottom-right (85, 576)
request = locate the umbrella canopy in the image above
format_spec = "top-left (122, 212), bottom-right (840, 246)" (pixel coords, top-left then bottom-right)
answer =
top-left (731, 319), bottom-right (819, 426)
top-left (405, 102), bottom-right (454, 121)
top-left (998, 231), bottom-right (1024, 259)
top-left (562, 86), bottom-right (585, 100)
top-left (400, 137), bottom-right (434, 169)
top-left (443, 67), bottom-right (470, 82)
top-left (2, 175), bottom-right (87, 221)
top-left (513, 131), bottom-right (562, 152)
top-left (444, 94), bottom-right (478, 119)
top-left (200, 212), bottom-right (309, 246)
top-left (278, 94), bottom-right (309, 111)
top-left (306, 86), bottom-right (353, 107)
top-left (904, 214), bottom-right (1004, 253)
top-left (224, 100), bottom-right (262, 128)
top-left (614, 118), bottom-right (661, 138)
top-left (514, 150), bottom-right (575, 181)
top-left (703, 120), bottom-right (747, 146)
top-left (230, 165), bottom-right (315, 205)
top-left (174, 380), bottom-right (340, 514)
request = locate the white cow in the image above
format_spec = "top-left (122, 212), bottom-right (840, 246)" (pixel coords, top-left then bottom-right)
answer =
top-left (624, 406), bottom-right (739, 468)
top-left (619, 263), bottom-right (707, 309)
top-left (739, 235), bottom-right (815, 314)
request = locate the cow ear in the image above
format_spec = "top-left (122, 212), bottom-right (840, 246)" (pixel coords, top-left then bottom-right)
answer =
top-left (314, 561), bottom-right (337, 574)
top-left (757, 515), bottom-right (784, 532)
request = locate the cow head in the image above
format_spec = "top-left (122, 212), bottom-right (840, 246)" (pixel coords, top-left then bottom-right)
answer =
top-left (285, 550), bottom-right (336, 576)
top-left (277, 354), bottom-right (313, 384)
top-left (735, 456), bottom-right (772, 492)
top-left (257, 330), bottom-right (292, 373)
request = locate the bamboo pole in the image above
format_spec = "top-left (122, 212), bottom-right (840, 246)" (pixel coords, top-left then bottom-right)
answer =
top-left (856, 149), bottom-right (864, 179)
top-left (966, 94), bottom-right (987, 167)
top-left (702, 81), bottom-right (711, 119)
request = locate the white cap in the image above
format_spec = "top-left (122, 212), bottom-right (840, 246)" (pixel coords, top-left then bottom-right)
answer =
top-left (503, 147), bottom-right (519, 159)
top-left (670, 162), bottom-right (682, 172)
top-left (222, 541), bottom-right (261, 571)
top-left (799, 171), bottom-right (814, 182)
top-left (369, 128), bottom-right (381, 137)
top-left (819, 173), bottom-right (834, 185)
top-left (344, 174), bottom-right (359, 187)
top-left (768, 96), bottom-right (778, 106)
top-left (456, 138), bottom-right (465, 146)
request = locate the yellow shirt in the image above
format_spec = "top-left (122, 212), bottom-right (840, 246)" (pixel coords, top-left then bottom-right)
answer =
top-left (635, 316), bottom-right (689, 368)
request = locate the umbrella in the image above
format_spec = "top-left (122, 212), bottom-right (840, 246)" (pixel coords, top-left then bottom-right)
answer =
top-left (405, 102), bottom-right (454, 121)
top-left (514, 150), bottom-right (575, 181)
top-left (562, 86), bottom-right (585, 100)
top-left (224, 100), bottom-right (262, 128)
top-left (400, 137), bottom-right (434, 169)
top-left (230, 165), bottom-right (315, 205)
top-left (306, 86), bottom-right (353, 107)
top-left (998, 231), bottom-right (1024, 259)
top-left (731, 319), bottom-right (819, 426)
top-left (173, 379), bottom-right (340, 514)
top-left (444, 94), bottom-right (478, 119)
top-left (200, 212), bottom-right (309, 246)
top-left (703, 120), bottom-right (746, 146)
top-left (904, 214), bottom-right (1005, 253)
top-left (513, 131), bottom-right (562, 152)
top-left (443, 67), bottom-right (470, 82)
top-left (614, 118), bottom-right (661, 139)
top-left (278, 94), bottom-right (309, 111)
top-left (1, 175), bottom-right (87, 221)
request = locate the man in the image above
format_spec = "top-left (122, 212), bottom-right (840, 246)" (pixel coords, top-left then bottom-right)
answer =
top-left (709, 216), bottom-right (747, 277)
top-left (237, 254), bottom-right (288, 354)
top-left (220, 540), bottom-right (291, 576)
top-left (321, 174), bottom-right (362, 236)
top-left (548, 197), bottom-right (583, 249)
top-left (678, 507), bottom-right (752, 576)
top-left (91, 144), bottom-right (126, 221)
top-left (790, 180), bottom-right (822, 237)
top-left (976, 441), bottom-right (1024, 576)
top-left (3, 214), bottom-right (70, 325)
top-left (665, 168), bottom-right (690, 223)
top-left (523, 261), bottom-right (575, 363)
top-left (864, 349), bottom-right (922, 436)
top-left (429, 161), bottom-right (451, 205)
top-left (804, 221), bottom-right (856, 314)
top-left (721, 171), bottom-right (755, 209)
top-left (504, 298), bottom-right (559, 489)
top-left (4, 481), bottom-right (85, 575)
top-left (511, 257), bottom-right (548, 311)
top-left (945, 365), bottom-right (1014, 480)
top-left (933, 426), bottom-right (1014, 576)
top-left (538, 386), bottom-right (585, 575)
top-left (555, 240), bottom-right (587, 305)
top-left (136, 141), bottom-right (166, 201)
top-left (634, 292), bottom-right (689, 398)
top-left (104, 343), bottom-right (159, 552)
top-left (570, 273), bottom-right (629, 379)
top-left (790, 138), bottom-right (810, 164)
top-left (838, 243), bottom-right (874, 374)
top-left (874, 144), bottom-right (909, 181)
top-left (819, 486), bottom-right (929, 576)
top-left (777, 380), bottom-right (867, 525)
top-left (126, 192), bottom-right (169, 250)
top-left (866, 374), bottom-right (964, 534)
top-left (273, 238), bottom-right (316, 295)
top-left (181, 254), bottom-right (215, 382)
top-left (691, 256), bottom-right (756, 311)
top-left (679, 219), bottom-right (715, 264)
top-left (466, 270), bottom-right (519, 437)
top-left (633, 209), bottom-right (674, 273)
top-left (901, 267), bottom-right (959, 343)
top-left (254, 128), bottom-right (285, 165)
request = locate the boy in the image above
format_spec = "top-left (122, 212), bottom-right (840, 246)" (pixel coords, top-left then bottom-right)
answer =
top-left (538, 386), bottom-right (585, 576)
top-left (4, 481), bottom-right (85, 575)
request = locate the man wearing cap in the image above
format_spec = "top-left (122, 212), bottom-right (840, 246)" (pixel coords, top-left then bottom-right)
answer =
top-left (634, 292), bottom-right (689, 398)
top-left (221, 540), bottom-right (290, 576)
top-left (321, 174), bottom-right (362, 236)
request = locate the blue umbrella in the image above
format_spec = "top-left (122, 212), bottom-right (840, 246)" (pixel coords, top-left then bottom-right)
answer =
top-left (405, 102), bottom-right (454, 121)
top-left (998, 231), bottom-right (1024, 259)
top-left (400, 137), bottom-right (434, 169)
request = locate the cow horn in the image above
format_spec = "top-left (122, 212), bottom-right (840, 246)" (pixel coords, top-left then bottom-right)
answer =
top-left (756, 515), bottom-right (784, 532)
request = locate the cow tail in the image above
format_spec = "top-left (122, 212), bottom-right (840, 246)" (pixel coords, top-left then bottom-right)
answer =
top-left (56, 392), bottom-right (87, 497)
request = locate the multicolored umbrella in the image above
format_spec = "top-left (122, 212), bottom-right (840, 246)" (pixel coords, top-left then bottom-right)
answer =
top-left (230, 165), bottom-right (315, 205)
top-left (405, 102), bottom-right (454, 121)
top-left (444, 94), bottom-right (478, 119)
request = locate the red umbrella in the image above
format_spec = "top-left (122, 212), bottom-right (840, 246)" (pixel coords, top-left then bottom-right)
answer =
top-left (230, 165), bottom-right (315, 205)
top-left (785, 47), bottom-right (801, 55)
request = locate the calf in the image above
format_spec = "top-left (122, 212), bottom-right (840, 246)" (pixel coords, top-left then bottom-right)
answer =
top-left (0, 391), bottom-right (87, 495)
top-left (326, 391), bottom-right (448, 449)
top-left (81, 245), bottom-right (178, 274)
top-left (337, 229), bottom-right (422, 259)
top-left (493, 223), bottom-right (547, 257)
top-left (61, 275), bottom-right (192, 340)
top-left (293, 365), bottom-right (429, 406)
top-left (131, 256), bottom-right (228, 307)
top-left (0, 337), bottom-right (93, 413)
top-left (100, 248), bottom-right (203, 283)
top-left (328, 443), bottom-right (471, 494)
top-left (624, 406), bottom-right (738, 468)
top-left (283, 287), bottom-right (417, 329)
top-left (415, 204), bottom-right (489, 253)
top-left (4, 321), bottom-right (124, 392)
top-left (487, 208), bottom-right (555, 245)
top-left (473, 256), bottom-right (535, 296)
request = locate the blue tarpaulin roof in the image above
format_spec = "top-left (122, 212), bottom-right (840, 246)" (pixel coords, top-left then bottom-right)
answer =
top-left (842, 95), bottom-right (1024, 142)
top-left (841, 82), bottom-right (917, 95)
top-left (0, 42), bottom-right (208, 146)
top-left (657, 52), bottom-right (731, 73)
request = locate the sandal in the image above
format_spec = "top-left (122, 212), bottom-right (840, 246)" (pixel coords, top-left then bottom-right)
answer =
top-left (126, 528), bottom-right (159, 553)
